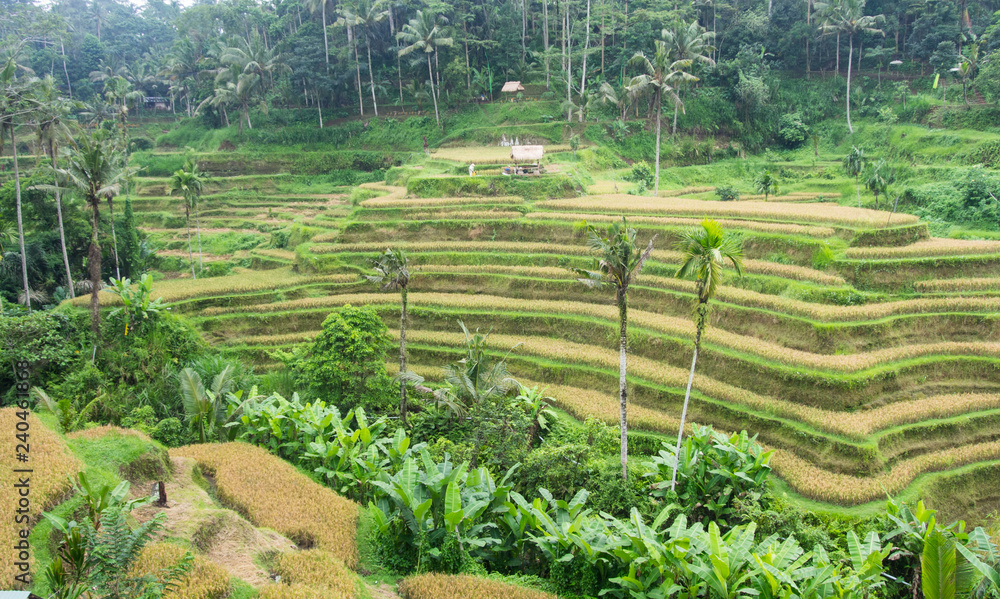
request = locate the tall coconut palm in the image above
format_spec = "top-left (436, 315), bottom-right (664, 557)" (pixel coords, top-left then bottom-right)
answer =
top-left (44, 129), bottom-right (133, 336)
top-left (573, 218), bottom-right (656, 480)
top-left (304, 0), bottom-right (333, 68)
top-left (819, 0), bottom-right (883, 133)
top-left (339, 0), bottom-right (388, 117)
top-left (628, 40), bottom-right (688, 196)
top-left (0, 43), bottom-right (38, 311)
top-left (33, 75), bottom-right (77, 298)
top-left (398, 10), bottom-right (453, 126)
top-left (661, 22), bottom-right (715, 139)
top-left (367, 248), bottom-right (411, 424)
top-left (168, 162), bottom-right (204, 279)
top-left (670, 219), bottom-right (744, 491)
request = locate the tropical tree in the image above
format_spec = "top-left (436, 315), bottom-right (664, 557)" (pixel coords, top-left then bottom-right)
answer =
top-left (0, 42), bottom-right (37, 310)
top-left (168, 161), bottom-right (205, 279)
top-left (670, 219), bottom-right (745, 491)
top-left (628, 40), bottom-right (686, 196)
top-left (43, 129), bottom-right (133, 336)
top-left (304, 0), bottom-right (333, 68)
top-left (573, 218), bottom-right (656, 479)
top-left (32, 74), bottom-right (77, 298)
top-left (661, 22), bottom-right (715, 139)
top-left (956, 43), bottom-right (979, 106)
top-left (398, 10), bottom-right (453, 126)
top-left (339, 0), bottom-right (388, 117)
top-left (843, 146), bottom-right (867, 208)
top-left (819, 0), bottom-right (883, 133)
top-left (865, 158), bottom-right (895, 209)
top-left (367, 248), bottom-right (411, 424)
top-left (178, 366), bottom-right (236, 443)
top-left (753, 169), bottom-right (779, 201)
top-left (864, 44), bottom-right (892, 85)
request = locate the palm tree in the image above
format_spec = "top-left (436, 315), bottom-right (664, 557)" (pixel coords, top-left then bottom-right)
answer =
top-left (754, 169), bottom-right (779, 201)
top-left (819, 0), bottom-right (883, 133)
top-left (398, 10), bottom-right (453, 126)
top-left (44, 129), bottom-right (133, 336)
top-left (304, 0), bottom-right (333, 68)
top-left (843, 145), bottom-right (866, 208)
top-left (661, 22), bottom-right (715, 139)
top-left (865, 158), bottom-right (894, 209)
top-left (33, 75), bottom-right (76, 298)
top-left (339, 0), bottom-right (388, 117)
top-left (168, 162), bottom-right (205, 279)
top-left (0, 44), bottom-right (36, 310)
top-left (367, 248), bottom-right (411, 424)
top-left (573, 218), bottom-right (656, 480)
top-left (670, 219), bottom-right (745, 491)
top-left (628, 40), bottom-right (686, 196)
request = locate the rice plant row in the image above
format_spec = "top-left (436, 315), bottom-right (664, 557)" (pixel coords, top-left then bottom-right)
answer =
top-left (914, 277), bottom-right (1000, 293)
top-left (131, 543), bottom-right (232, 599)
top-left (524, 211), bottom-right (838, 238)
top-left (399, 574), bottom-right (558, 599)
top-left (846, 238), bottom-right (1000, 259)
top-left (172, 442), bottom-right (360, 567)
top-left (536, 195), bottom-right (920, 227)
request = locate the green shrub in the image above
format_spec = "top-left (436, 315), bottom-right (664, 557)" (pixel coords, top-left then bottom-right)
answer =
top-left (625, 161), bottom-right (654, 187)
top-left (151, 417), bottom-right (187, 447)
top-left (715, 184), bottom-right (740, 201)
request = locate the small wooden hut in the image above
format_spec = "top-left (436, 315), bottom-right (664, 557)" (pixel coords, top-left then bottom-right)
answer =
top-left (501, 81), bottom-right (525, 94)
top-left (509, 145), bottom-right (544, 175)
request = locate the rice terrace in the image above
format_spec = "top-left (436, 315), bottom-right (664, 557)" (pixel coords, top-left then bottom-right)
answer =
top-left (4, 0), bottom-right (1000, 597)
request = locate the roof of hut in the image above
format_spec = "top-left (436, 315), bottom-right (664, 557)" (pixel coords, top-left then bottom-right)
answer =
top-left (500, 81), bottom-right (526, 93)
top-left (511, 145), bottom-right (544, 161)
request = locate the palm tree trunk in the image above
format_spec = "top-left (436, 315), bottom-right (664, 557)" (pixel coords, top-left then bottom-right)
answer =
top-left (428, 59), bottom-right (441, 126)
top-left (354, 29), bottom-right (364, 116)
top-left (367, 37), bottom-right (378, 116)
top-left (654, 93), bottom-right (662, 195)
top-left (617, 290), bottom-right (629, 480)
top-left (670, 317), bottom-right (703, 491)
top-left (109, 200), bottom-right (121, 280)
top-left (316, 90), bottom-right (323, 127)
top-left (581, 0), bottom-right (591, 100)
top-left (544, 0), bottom-right (550, 89)
top-left (52, 147), bottom-right (74, 298)
top-left (61, 40), bottom-right (73, 98)
top-left (185, 207), bottom-right (196, 279)
top-left (464, 23), bottom-right (471, 89)
top-left (11, 128), bottom-right (30, 310)
top-left (846, 35), bottom-right (853, 133)
top-left (195, 208), bottom-right (204, 274)
top-left (400, 287), bottom-right (408, 425)
top-left (672, 98), bottom-right (679, 139)
top-left (88, 198), bottom-right (102, 337)
top-left (836, 32), bottom-right (840, 74)
top-left (322, 2), bottom-right (330, 66)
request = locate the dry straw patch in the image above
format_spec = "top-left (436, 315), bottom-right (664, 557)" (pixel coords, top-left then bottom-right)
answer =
top-left (268, 549), bottom-right (359, 599)
top-left (172, 443), bottom-right (360, 567)
top-left (131, 543), bottom-right (230, 599)
top-left (0, 409), bottom-right (81, 585)
top-left (846, 238), bottom-right (1000, 259)
top-left (526, 211), bottom-right (837, 237)
top-left (399, 574), bottom-right (558, 599)
top-left (537, 195), bottom-right (918, 227)
top-left (915, 278), bottom-right (1000, 293)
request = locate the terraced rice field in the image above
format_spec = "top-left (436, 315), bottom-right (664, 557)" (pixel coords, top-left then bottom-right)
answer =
top-left (129, 152), bottom-right (1000, 510)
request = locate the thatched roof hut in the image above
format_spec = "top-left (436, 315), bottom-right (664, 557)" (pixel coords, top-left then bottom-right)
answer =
top-left (501, 81), bottom-right (526, 93)
top-left (511, 145), bottom-right (544, 162)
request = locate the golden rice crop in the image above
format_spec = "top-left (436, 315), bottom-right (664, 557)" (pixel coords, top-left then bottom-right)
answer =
top-left (172, 443), bottom-right (359, 567)
top-left (525, 211), bottom-right (837, 238)
top-left (225, 331), bottom-right (318, 346)
top-left (258, 583), bottom-right (342, 598)
top-left (0, 408), bottom-right (81, 586)
top-left (312, 231), bottom-right (339, 242)
top-left (384, 326), bottom-right (1000, 439)
top-left (309, 240), bottom-right (843, 285)
top-left (536, 195), bottom-right (919, 227)
top-left (67, 425), bottom-right (155, 441)
top-left (846, 238), bottom-right (1000, 259)
top-left (740, 192), bottom-right (833, 202)
top-left (914, 278), bottom-right (1000, 292)
top-left (210, 291), bottom-right (996, 376)
top-left (252, 249), bottom-right (298, 261)
top-left (657, 186), bottom-right (717, 196)
top-left (269, 549), bottom-right (359, 599)
top-left (131, 543), bottom-right (230, 599)
top-left (770, 440), bottom-right (1000, 504)
top-left (392, 210), bottom-right (525, 221)
top-left (69, 268), bottom-right (357, 307)
top-left (399, 574), bottom-right (558, 599)
top-left (361, 196), bottom-right (526, 208)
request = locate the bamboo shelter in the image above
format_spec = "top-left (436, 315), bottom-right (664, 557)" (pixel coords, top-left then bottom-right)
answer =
top-left (507, 145), bottom-right (544, 175)
top-left (501, 81), bottom-right (526, 93)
